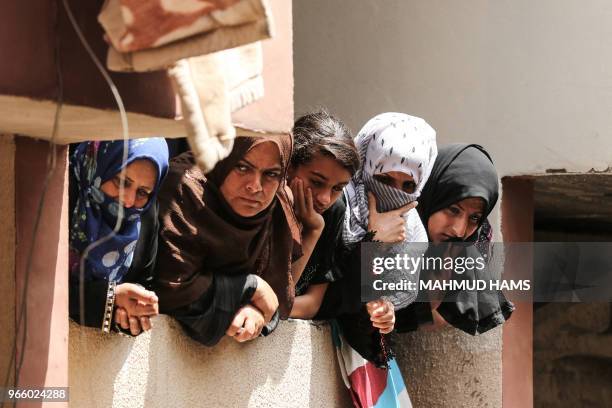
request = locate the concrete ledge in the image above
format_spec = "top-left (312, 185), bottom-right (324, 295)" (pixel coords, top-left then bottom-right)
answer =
top-left (0, 96), bottom-right (185, 144)
top-left (394, 326), bottom-right (503, 408)
top-left (69, 316), bottom-right (350, 408)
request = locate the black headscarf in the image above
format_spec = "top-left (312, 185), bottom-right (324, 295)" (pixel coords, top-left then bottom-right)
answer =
top-left (397, 143), bottom-right (514, 335)
top-left (417, 143), bottom-right (499, 241)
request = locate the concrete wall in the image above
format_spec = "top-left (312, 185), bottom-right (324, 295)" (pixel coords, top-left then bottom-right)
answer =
top-left (294, 0), bottom-right (612, 177)
top-left (395, 327), bottom-right (503, 407)
top-left (69, 317), bottom-right (351, 408)
top-left (233, 0), bottom-right (294, 133)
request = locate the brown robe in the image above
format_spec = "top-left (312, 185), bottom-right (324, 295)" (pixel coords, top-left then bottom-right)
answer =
top-left (154, 134), bottom-right (301, 331)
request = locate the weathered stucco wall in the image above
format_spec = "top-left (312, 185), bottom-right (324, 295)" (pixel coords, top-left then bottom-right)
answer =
top-left (294, 0), bottom-right (612, 177)
top-left (394, 327), bottom-right (503, 407)
top-left (69, 317), bottom-right (351, 408)
top-left (233, 0), bottom-right (294, 133)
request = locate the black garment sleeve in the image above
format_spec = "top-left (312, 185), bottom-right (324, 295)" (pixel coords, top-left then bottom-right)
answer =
top-left (395, 302), bottom-right (434, 333)
top-left (171, 273), bottom-right (260, 346)
top-left (261, 309), bottom-right (280, 336)
top-left (336, 308), bottom-right (395, 368)
top-left (432, 245), bottom-right (515, 335)
top-left (437, 290), bottom-right (515, 335)
top-left (314, 233), bottom-right (369, 320)
top-left (69, 279), bottom-right (109, 328)
top-left (122, 201), bottom-right (160, 289)
top-left (295, 201), bottom-right (346, 295)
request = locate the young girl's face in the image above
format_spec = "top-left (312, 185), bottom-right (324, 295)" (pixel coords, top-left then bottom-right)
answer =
top-left (288, 152), bottom-right (351, 214)
top-left (373, 171), bottom-right (416, 194)
top-left (427, 197), bottom-right (485, 243)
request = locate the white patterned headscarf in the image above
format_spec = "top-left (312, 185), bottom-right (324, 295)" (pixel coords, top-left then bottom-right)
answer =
top-left (343, 112), bottom-right (437, 244)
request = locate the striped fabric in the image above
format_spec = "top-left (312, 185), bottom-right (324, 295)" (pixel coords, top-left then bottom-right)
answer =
top-left (332, 321), bottom-right (412, 408)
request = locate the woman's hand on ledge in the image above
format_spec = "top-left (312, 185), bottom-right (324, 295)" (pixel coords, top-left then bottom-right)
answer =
top-left (115, 283), bottom-right (159, 317)
top-left (226, 305), bottom-right (265, 343)
top-left (113, 283), bottom-right (159, 336)
top-left (251, 276), bottom-right (279, 323)
top-left (114, 307), bottom-right (153, 336)
top-left (367, 299), bottom-right (395, 334)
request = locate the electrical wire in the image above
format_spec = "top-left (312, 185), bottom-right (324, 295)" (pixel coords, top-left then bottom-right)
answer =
top-left (60, 0), bottom-right (130, 325)
top-left (61, 3), bottom-right (131, 408)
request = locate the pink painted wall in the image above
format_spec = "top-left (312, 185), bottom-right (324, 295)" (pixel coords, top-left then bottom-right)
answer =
top-left (0, 0), bottom-right (176, 118)
top-left (501, 178), bottom-right (534, 408)
top-left (15, 138), bottom-right (68, 408)
top-left (232, 0), bottom-right (294, 133)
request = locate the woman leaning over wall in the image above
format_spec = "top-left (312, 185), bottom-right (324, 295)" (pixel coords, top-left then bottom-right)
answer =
top-left (69, 138), bottom-right (169, 336)
top-left (312, 112), bottom-right (438, 407)
top-left (396, 143), bottom-right (515, 334)
top-left (153, 133), bottom-right (308, 346)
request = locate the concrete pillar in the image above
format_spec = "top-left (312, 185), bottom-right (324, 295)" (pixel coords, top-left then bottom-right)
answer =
top-left (501, 178), bottom-right (534, 408)
top-left (14, 138), bottom-right (68, 407)
top-left (395, 327), bottom-right (503, 407)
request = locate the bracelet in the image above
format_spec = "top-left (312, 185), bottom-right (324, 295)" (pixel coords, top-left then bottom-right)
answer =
top-left (101, 281), bottom-right (117, 333)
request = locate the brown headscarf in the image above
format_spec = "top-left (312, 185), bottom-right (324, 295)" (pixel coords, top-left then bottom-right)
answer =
top-left (154, 134), bottom-right (301, 318)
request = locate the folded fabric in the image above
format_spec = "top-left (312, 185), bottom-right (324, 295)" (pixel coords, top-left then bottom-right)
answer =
top-left (165, 42), bottom-right (264, 173)
top-left (99, 0), bottom-right (270, 173)
top-left (101, 0), bottom-right (272, 72)
top-left (221, 42), bottom-right (264, 111)
top-left (189, 42), bottom-right (264, 114)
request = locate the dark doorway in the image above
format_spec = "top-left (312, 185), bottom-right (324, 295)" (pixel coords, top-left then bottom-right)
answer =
top-left (533, 174), bottom-right (612, 408)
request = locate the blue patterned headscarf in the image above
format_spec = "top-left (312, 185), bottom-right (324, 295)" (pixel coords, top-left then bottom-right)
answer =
top-left (69, 138), bottom-right (169, 282)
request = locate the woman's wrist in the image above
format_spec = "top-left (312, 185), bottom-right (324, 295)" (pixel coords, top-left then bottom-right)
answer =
top-left (303, 225), bottom-right (324, 237)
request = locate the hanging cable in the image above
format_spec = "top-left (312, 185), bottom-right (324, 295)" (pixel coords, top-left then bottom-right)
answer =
top-left (61, 0), bottom-right (131, 343)
top-left (61, 4), bottom-right (132, 408)
top-left (60, 0), bottom-right (131, 327)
